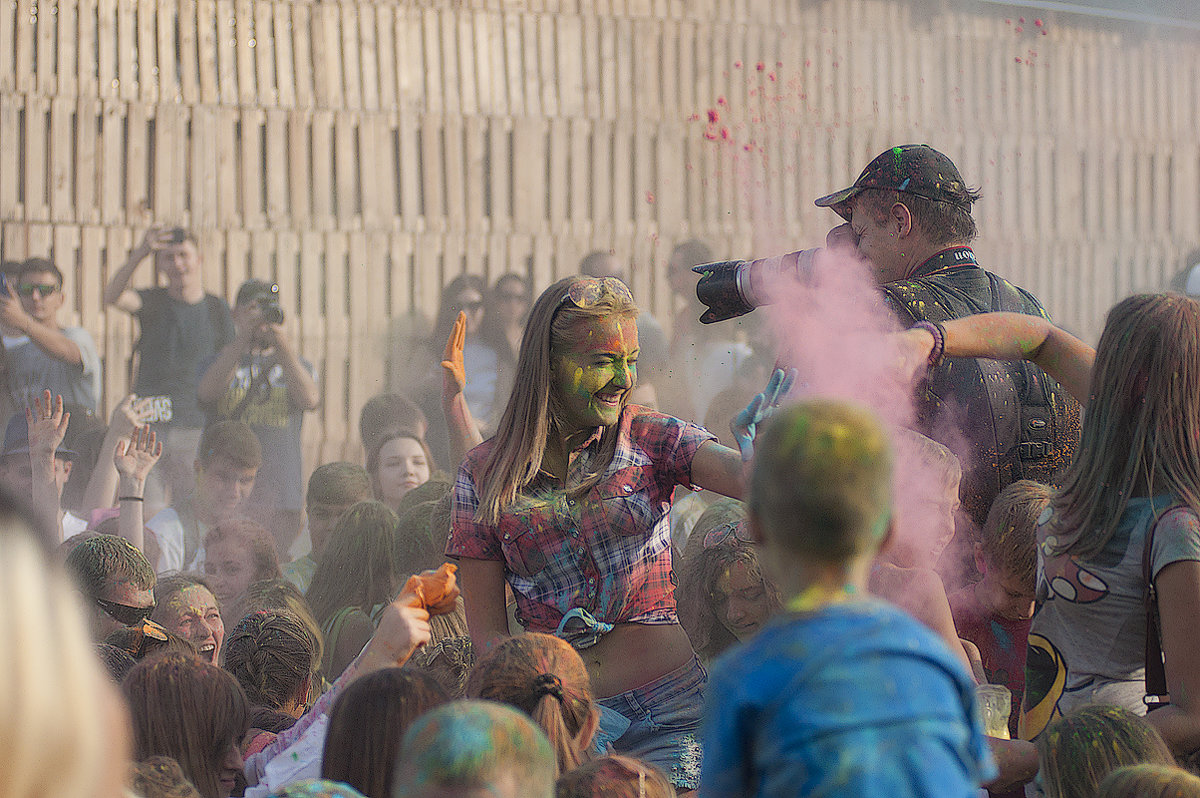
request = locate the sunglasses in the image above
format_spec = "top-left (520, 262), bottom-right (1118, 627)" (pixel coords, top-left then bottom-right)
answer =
top-left (702, 519), bottom-right (755, 549)
top-left (15, 282), bottom-right (59, 297)
top-left (96, 596), bottom-right (156, 627)
top-left (560, 276), bottom-right (635, 309)
top-left (112, 618), bottom-right (171, 659)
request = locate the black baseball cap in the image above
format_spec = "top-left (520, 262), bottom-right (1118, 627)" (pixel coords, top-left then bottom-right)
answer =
top-left (236, 278), bottom-right (279, 307)
top-left (1, 412), bottom-right (76, 460)
top-left (815, 144), bottom-right (974, 222)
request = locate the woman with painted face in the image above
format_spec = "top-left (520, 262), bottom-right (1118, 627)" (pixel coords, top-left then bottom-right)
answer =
top-left (676, 499), bottom-right (781, 663)
top-left (152, 573), bottom-right (225, 664)
top-left (447, 276), bottom-right (776, 790)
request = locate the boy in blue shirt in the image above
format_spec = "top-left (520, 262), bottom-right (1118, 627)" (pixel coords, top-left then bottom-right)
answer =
top-left (699, 400), bottom-right (997, 798)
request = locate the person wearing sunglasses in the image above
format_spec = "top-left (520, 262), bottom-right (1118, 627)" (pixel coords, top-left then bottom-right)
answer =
top-left (64, 532), bottom-right (157, 641)
top-left (0, 256), bottom-right (101, 414)
top-left (447, 275), bottom-right (785, 791)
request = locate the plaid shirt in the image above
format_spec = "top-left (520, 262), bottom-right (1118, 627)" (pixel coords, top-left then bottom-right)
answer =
top-left (447, 405), bottom-right (715, 634)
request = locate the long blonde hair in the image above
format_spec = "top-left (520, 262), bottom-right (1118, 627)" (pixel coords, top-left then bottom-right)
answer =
top-left (0, 520), bottom-right (123, 798)
top-left (476, 276), bottom-right (638, 524)
top-left (1049, 294), bottom-right (1200, 558)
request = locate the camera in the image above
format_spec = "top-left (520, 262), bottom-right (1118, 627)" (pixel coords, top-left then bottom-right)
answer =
top-left (258, 289), bottom-right (285, 325)
top-left (692, 248), bottom-right (826, 324)
top-left (168, 227), bottom-right (187, 244)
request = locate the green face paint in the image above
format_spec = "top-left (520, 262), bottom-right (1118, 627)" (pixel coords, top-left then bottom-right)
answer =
top-left (553, 315), bottom-right (639, 434)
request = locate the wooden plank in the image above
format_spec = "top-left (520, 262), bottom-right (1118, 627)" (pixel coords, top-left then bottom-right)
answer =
top-left (420, 115), bottom-right (446, 230)
top-left (116, 0), bottom-right (136, 100)
top-left (321, 231), bottom-right (350, 462)
top-left (0, 0), bottom-right (16, 93)
top-left (48, 97), bottom-right (74, 222)
top-left (190, 104), bottom-right (217, 229)
top-left (503, 11), bottom-right (524, 116)
top-left (271, 1), bottom-right (295, 108)
top-left (569, 118), bottom-right (591, 231)
top-left (254, 0), bottom-right (277, 107)
top-left (537, 12), bottom-right (557, 118)
top-left (456, 8), bottom-right (478, 116)
top-left (137, 0), bottom-right (158, 102)
top-left (395, 5), bottom-right (423, 111)
top-left (333, 113), bottom-right (359, 227)
top-left (154, 103), bottom-right (186, 223)
top-left (511, 117), bottom-right (546, 233)
top-left (14, 0), bottom-right (34, 93)
top-left (55, 0), bottom-right (79, 97)
top-left (215, 0), bottom-right (239, 106)
top-left (310, 109), bottom-right (334, 230)
top-left (358, 3), bottom-right (380, 112)
top-left (286, 109), bottom-right (310, 224)
top-left (240, 107), bottom-right (266, 230)
top-left (214, 105), bottom-right (239, 227)
top-left (358, 114), bottom-right (386, 228)
top-left (442, 114), bottom-right (466, 232)
top-left (289, 2), bottom-right (313, 109)
top-left (374, 5), bottom-right (397, 111)
top-left (176, 0), bottom-right (199, 103)
top-left (24, 95), bottom-right (49, 222)
top-left (311, 2), bottom-right (339, 107)
top-left (338, 2), bottom-right (362, 111)
top-left (396, 110), bottom-right (421, 230)
top-left (437, 9), bottom-right (461, 115)
top-left (264, 108), bottom-right (289, 225)
top-left (547, 116), bottom-right (569, 229)
top-left (421, 8), bottom-right (444, 114)
top-left (234, 0), bottom-right (256, 106)
top-left (0, 95), bottom-right (20, 219)
top-left (195, 0), bottom-right (219, 104)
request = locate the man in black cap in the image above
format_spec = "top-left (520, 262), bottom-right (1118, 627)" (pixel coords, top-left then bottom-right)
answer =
top-left (814, 144), bottom-right (1080, 529)
top-left (197, 279), bottom-right (319, 553)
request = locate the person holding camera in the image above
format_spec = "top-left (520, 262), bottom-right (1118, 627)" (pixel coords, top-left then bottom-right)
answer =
top-left (198, 279), bottom-right (319, 553)
top-left (105, 226), bottom-right (236, 511)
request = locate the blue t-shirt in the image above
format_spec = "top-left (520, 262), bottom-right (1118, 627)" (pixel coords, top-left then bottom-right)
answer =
top-left (699, 599), bottom-right (996, 798)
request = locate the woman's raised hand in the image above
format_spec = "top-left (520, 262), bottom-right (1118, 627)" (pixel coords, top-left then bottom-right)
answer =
top-left (731, 367), bottom-right (797, 462)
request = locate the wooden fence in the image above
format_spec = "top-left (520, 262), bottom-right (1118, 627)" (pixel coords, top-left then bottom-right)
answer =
top-left (1, 0), bottom-right (1199, 465)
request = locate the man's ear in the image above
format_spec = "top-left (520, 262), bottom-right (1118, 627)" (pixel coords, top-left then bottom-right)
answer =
top-left (973, 542), bottom-right (988, 577)
top-left (890, 201), bottom-right (914, 238)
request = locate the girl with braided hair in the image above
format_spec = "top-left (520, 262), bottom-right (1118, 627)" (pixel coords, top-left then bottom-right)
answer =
top-left (465, 632), bottom-right (598, 775)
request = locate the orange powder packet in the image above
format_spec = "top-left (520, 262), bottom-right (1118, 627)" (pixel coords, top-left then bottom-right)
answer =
top-left (400, 562), bottom-right (459, 615)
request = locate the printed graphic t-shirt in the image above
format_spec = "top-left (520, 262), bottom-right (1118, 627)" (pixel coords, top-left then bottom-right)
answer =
top-left (1021, 496), bottom-right (1200, 739)
top-left (134, 288), bottom-right (234, 428)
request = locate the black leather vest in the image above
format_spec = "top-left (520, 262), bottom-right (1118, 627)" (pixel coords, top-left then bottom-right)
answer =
top-left (882, 247), bottom-right (1082, 527)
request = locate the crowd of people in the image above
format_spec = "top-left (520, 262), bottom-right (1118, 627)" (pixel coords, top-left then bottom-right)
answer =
top-left (5, 143), bottom-right (1200, 798)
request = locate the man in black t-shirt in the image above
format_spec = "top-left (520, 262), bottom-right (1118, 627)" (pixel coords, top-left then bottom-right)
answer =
top-left (104, 226), bottom-right (234, 510)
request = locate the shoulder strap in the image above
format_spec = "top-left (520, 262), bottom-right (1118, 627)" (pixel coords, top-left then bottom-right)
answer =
top-left (1143, 505), bottom-right (1181, 698)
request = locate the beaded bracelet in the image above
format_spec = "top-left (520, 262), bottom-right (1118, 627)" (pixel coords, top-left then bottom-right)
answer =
top-left (911, 320), bottom-right (946, 368)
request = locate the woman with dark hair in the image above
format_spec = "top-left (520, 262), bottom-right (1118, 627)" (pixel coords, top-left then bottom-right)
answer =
top-left (448, 276), bottom-right (769, 789)
top-left (305, 501), bottom-right (402, 678)
top-left (899, 296), bottom-right (1200, 756)
top-left (123, 650), bottom-right (250, 798)
top-left (152, 573), bottom-right (225, 664)
top-left (676, 500), bottom-right (781, 663)
top-left (320, 667), bottom-right (449, 797)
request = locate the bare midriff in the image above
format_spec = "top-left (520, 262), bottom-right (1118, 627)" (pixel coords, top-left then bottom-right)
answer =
top-left (582, 621), bottom-right (695, 699)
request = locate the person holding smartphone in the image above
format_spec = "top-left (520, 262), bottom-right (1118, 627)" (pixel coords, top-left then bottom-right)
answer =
top-left (104, 226), bottom-right (235, 511)
top-left (0, 257), bottom-right (102, 414)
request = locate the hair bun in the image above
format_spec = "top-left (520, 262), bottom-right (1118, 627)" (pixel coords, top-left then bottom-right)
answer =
top-left (532, 672), bottom-right (565, 703)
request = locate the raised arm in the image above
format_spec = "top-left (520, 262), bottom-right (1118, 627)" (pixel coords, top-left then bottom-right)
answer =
top-left (27, 391), bottom-right (68, 541)
top-left (81, 395), bottom-right (154, 513)
top-left (898, 313), bottom-right (1096, 405)
top-left (0, 278), bottom-right (82, 366)
top-left (104, 228), bottom-right (169, 312)
top-left (113, 426), bottom-right (162, 551)
top-left (441, 311), bottom-right (485, 468)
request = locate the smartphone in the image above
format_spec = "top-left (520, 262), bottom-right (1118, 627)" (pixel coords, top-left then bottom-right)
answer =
top-left (168, 227), bottom-right (187, 244)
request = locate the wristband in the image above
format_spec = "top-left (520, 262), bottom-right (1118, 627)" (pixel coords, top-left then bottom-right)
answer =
top-left (911, 320), bottom-right (946, 368)
top-left (118, 496), bottom-right (144, 502)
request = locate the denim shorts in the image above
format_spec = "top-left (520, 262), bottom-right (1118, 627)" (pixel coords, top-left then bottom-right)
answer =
top-left (594, 655), bottom-right (707, 789)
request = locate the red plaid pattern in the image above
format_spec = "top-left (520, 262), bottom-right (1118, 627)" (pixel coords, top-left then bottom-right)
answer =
top-left (447, 405), bottom-right (715, 634)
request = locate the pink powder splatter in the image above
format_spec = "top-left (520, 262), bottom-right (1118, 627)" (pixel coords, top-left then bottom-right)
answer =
top-left (707, 109), bottom-right (720, 124)
top-left (645, 191), bottom-right (656, 204)
top-left (1034, 18), bottom-right (1044, 27)
top-left (717, 96), bottom-right (727, 106)
top-left (768, 72), bottom-right (777, 81)
top-left (755, 61), bottom-right (765, 71)
top-left (734, 60), bottom-right (743, 68)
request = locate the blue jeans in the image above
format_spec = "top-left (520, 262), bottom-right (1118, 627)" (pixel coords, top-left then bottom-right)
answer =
top-left (594, 655), bottom-right (707, 789)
